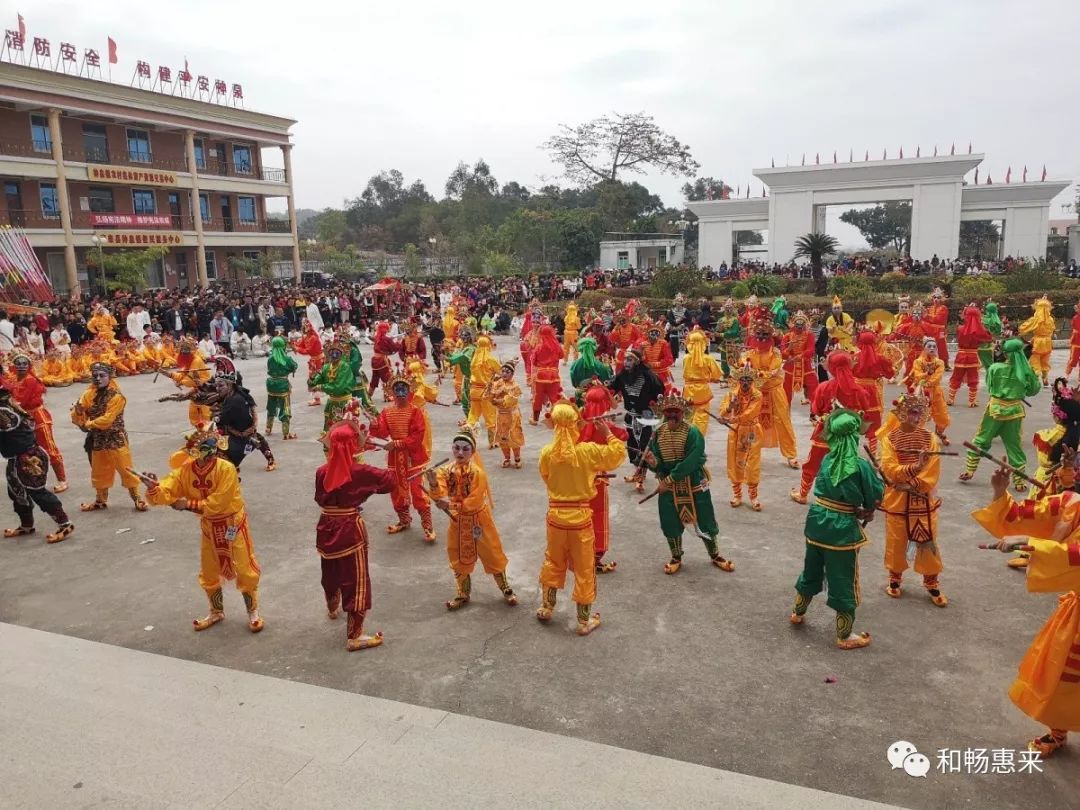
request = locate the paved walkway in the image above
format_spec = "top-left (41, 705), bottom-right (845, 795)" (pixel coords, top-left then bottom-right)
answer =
top-left (0, 623), bottom-right (898, 809)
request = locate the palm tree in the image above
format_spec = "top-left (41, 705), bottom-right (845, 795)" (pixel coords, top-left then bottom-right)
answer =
top-left (794, 233), bottom-right (840, 295)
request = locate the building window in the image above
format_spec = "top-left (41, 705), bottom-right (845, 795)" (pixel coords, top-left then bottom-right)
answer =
top-left (232, 144), bottom-right (252, 175)
top-left (39, 182), bottom-right (60, 219)
top-left (616, 251), bottom-right (629, 270)
top-left (88, 187), bottom-right (115, 213)
top-left (1051, 227), bottom-right (1058, 236)
top-left (658, 247), bottom-right (668, 265)
top-left (127, 128), bottom-right (152, 163)
top-left (82, 124), bottom-right (109, 163)
top-left (205, 250), bottom-right (217, 280)
top-left (30, 115), bottom-right (52, 153)
top-left (193, 137), bottom-right (206, 170)
top-left (132, 189), bottom-right (156, 215)
top-left (198, 193), bottom-right (210, 224)
top-left (237, 196), bottom-right (256, 224)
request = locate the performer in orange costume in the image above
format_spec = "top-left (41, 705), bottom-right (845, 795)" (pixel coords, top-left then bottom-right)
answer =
top-left (292, 321), bottom-right (325, 406)
top-left (740, 314), bottom-right (799, 468)
top-left (852, 330), bottom-right (896, 453)
top-left (781, 310), bottom-right (819, 407)
top-left (790, 351), bottom-right (874, 504)
top-left (529, 324), bottom-right (564, 424)
top-left (5, 353), bottom-right (67, 492)
top-left (912, 338), bottom-right (950, 445)
top-left (367, 367), bottom-right (434, 541)
top-left (519, 299), bottom-right (544, 384)
top-left (891, 302), bottom-right (934, 390)
top-left (369, 321), bottom-right (400, 400)
top-left (1065, 301), bottom-right (1080, 381)
top-left (578, 381), bottom-right (628, 574)
top-left (948, 304), bottom-right (992, 407)
top-left (609, 311), bottom-right (643, 368)
top-left (640, 323), bottom-right (674, 386)
top-left (398, 319), bottom-right (427, 364)
top-left (924, 287), bottom-right (950, 369)
top-left (165, 338), bottom-right (213, 427)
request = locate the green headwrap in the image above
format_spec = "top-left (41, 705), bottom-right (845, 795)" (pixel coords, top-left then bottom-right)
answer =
top-left (575, 336), bottom-right (604, 372)
top-left (982, 302), bottom-right (1001, 335)
top-left (771, 297), bottom-right (789, 328)
top-left (1000, 337), bottom-right (1039, 396)
top-left (823, 408), bottom-right (864, 485)
top-left (270, 335), bottom-right (289, 366)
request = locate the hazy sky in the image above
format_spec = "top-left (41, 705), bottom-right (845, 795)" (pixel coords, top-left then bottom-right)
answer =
top-left (17, 0), bottom-right (1080, 248)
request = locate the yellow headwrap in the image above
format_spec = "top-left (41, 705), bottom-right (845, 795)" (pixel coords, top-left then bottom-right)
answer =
top-left (683, 329), bottom-right (709, 375)
top-left (549, 402), bottom-right (581, 467)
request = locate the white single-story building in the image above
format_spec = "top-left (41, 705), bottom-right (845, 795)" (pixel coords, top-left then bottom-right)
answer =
top-left (598, 233), bottom-right (684, 270)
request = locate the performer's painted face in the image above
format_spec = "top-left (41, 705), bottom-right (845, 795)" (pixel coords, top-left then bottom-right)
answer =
top-left (739, 376), bottom-right (753, 393)
top-left (623, 354), bottom-right (639, 373)
top-left (328, 348), bottom-right (343, 362)
top-left (214, 378), bottom-right (234, 396)
top-left (923, 341), bottom-right (938, 357)
top-left (794, 320), bottom-right (806, 332)
top-left (91, 369), bottom-right (111, 388)
top-left (648, 329), bottom-right (661, 341)
top-left (13, 358), bottom-right (30, 377)
top-left (452, 439), bottom-right (474, 462)
top-left (663, 406), bottom-right (683, 424)
top-left (392, 381), bottom-right (410, 404)
top-left (902, 405), bottom-right (926, 428)
top-left (501, 367), bottom-right (513, 381)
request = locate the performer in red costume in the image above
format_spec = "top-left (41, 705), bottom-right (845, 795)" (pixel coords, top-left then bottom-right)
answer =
top-left (4, 352), bottom-right (67, 492)
top-left (530, 324), bottom-right (564, 424)
top-left (292, 321), bottom-right (325, 406)
top-left (369, 321), bottom-right (401, 400)
top-left (852, 330), bottom-right (896, 453)
top-left (1065, 301), bottom-right (1080, 381)
top-left (948, 304), bottom-right (992, 407)
top-left (790, 351), bottom-right (874, 505)
top-left (781, 310), bottom-right (819, 407)
top-left (398, 319), bottom-right (427, 364)
top-left (641, 323), bottom-right (675, 386)
top-left (891, 302), bottom-right (933, 391)
top-left (578, 381), bottom-right (628, 574)
top-left (609, 311), bottom-right (643, 368)
top-left (519, 299), bottom-right (544, 384)
top-left (925, 288), bottom-right (951, 369)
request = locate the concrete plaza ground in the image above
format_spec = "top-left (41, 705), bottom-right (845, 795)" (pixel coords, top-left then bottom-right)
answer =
top-left (1, 346), bottom-right (1077, 808)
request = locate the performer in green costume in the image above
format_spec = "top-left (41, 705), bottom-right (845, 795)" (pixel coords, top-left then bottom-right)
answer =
top-left (447, 326), bottom-right (476, 418)
top-left (716, 298), bottom-right (743, 379)
top-left (265, 336), bottom-right (298, 438)
top-left (569, 335), bottom-right (612, 405)
top-left (641, 390), bottom-right (736, 575)
top-left (961, 337), bottom-right (1041, 490)
top-left (771, 296), bottom-right (790, 330)
top-left (340, 328), bottom-right (378, 419)
top-left (978, 301), bottom-right (1003, 370)
top-left (790, 409), bottom-right (883, 650)
top-left (309, 337), bottom-right (357, 432)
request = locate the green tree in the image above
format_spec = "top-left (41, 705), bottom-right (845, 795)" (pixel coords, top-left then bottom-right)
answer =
top-left (736, 230), bottom-right (764, 245)
top-left (958, 220), bottom-right (1002, 259)
top-left (681, 176), bottom-right (730, 202)
top-left (542, 112), bottom-right (700, 185)
top-left (839, 202), bottom-right (912, 253)
top-left (90, 245), bottom-right (169, 292)
top-left (227, 251), bottom-right (279, 281)
top-left (312, 208), bottom-right (347, 246)
top-left (793, 233), bottom-right (840, 294)
top-left (403, 243), bottom-right (422, 278)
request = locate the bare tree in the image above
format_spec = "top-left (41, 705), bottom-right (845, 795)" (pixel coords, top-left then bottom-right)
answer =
top-left (542, 112), bottom-right (700, 186)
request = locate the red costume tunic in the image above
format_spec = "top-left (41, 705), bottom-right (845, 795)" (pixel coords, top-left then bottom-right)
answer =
top-left (924, 301), bottom-right (950, 365)
top-left (949, 305), bottom-right (992, 402)
top-left (579, 385), bottom-right (628, 566)
top-left (5, 371), bottom-right (65, 482)
top-left (1067, 312), bottom-right (1080, 376)
top-left (892, 317), bottom-right (933, 390)
top-left (588, 323), bottom-right (616, 361)
top-left (368, 403), bottom-right (430, 527)
top-left (398, 331), bottom-right (427, 363)
top-left (609, 321), bottom-right (642, 367)
top-left (852, 331), bottom-right (897, 448)
top-left (530, 325), bottom-right (564, 420)
top-left (369, 324), bottom-right (401, 395)
top-left (293, 329), bottom-right (325, 381)
top-left (780, 328), bottom-right (819, 405)
top-left (641, 337), bottom-right (674, 386)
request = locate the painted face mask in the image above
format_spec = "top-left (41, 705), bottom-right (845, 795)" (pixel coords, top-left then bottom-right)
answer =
top-left (452, 439), bottom-right (474, 462)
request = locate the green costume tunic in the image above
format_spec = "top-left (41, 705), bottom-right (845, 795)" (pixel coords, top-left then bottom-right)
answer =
top-left (795, 455), bottom-right (884, 615)
top-left (309, 359), bottom-right (356, 432)
top-left (772, 299), bottom-right (790, 330)
top-left (265, 337), bottom-right (298, 425)
top-left (569, 337), bottom-right (613, 405)
top-left (978, 302), bottom-right (1003, 370)
top-left (717, 316), bottom-right (743, 378)
top-left (448, 344), bottom-right (475, 417)
top-left (345, 341), bottom-right (378, 417)
top-left (646, 420), bottom-right (720, 560)
top-left (965, 339), bottom-right (1041, 483)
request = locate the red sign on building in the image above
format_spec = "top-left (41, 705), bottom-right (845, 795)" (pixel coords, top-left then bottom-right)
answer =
top-left (91, 213), bottom-right (173, 228)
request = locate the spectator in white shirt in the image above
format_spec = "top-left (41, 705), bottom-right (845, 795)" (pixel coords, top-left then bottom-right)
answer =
top-left (231, 330), bottom-right (252, 360)
top-left (250, 331), bottom-right (271, 357)
top-left (126, 304), bottom-right (151, 341)
top-left (50, 324), bottom-right (71, 357)
top-left (197, 335), bottom-right (217, 359)
top-left (0, 311), bottom-right (15, 352)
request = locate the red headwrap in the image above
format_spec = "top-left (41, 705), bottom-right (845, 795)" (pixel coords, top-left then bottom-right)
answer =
top-left (957, 305), bottom-right (992, 344)
top-left (853, 330), bottom-right (894, 379)
top-left (533, 324), bottom-right (563, 366)
top-left (374, 321), bottom-right (390, 338)
top-left (579, 383), bottom-right (628, 442)
top-left (323, 422), bottom-right (360, 492)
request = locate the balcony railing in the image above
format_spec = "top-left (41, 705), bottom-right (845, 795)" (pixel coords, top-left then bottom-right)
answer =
top-left (0, 208), bottom-right (293, 235)
top-left (127, 149), bottom-right (153, 164)
top-left (32, 138), bottom-right (53, 154)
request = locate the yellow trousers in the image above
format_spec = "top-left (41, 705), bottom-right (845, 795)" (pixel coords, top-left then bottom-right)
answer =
top-left (1030, 351), bottom-right (1051, 377)
top-left (447, 509), bottom-right (508, 577)
top-left (495, 408), bottom-right (524, 451)
top-left (90, 447), bottom-right (141, 491)
top-left (760, 384), bottom-right (798, 459)
top-left (539, 514), bottom-right (596, 605)
top-left (884, 515), bottom-right (943, 577)
top-left (198, 514), bottom-right (261, 606)
top-left (563, 330), bottom-right (579, 361)
top-left (726, 427), bottom-right (761, 485)
top-left (466, 393), bottom-right (496, 435)
top-left (690, 405), bottom-right (711, 437)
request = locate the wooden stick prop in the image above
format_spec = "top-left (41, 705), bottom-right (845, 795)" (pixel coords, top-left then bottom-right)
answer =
top-left (977, 542), bottom-right (1033, 552)
top-left (407, 457), bottom-right (451, 481)
top-left (862, 443), bottom-right (891, 485)
top-left (639, 487), bottom-right (661, 505)
top-left (961, 441), bottom-right (1047, 491)
top-left (925, 450), bottom-right (960, 456)
top-left (419, 484), bottom-right (452, 516)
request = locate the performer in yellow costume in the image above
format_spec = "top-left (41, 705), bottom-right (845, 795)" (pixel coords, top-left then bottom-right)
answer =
top-left (40, 350), bottom-right (74, 387)
top-left (490, 358), bottom-right (524, 468)
top-left (1019, 294), bottom-right (1056, 386)
top-left (465, 334), bottom-right (501, 448)
top-left (741, 314), bottom-right (799, 467)
top-left (408, 358), bottom-right (440, 458)
top-left (165, 338), bottom-right (213, 427)
top-left (911, 338), bottom-right (950, 445)
top-left (562, 302), bottom-right (581, 363)
top-left (537, 402), bottom-right (626, 636)
top-left (974, 467), bottom-right (1080, 758)
top-left (140, 427), bottom-right (264, 633)
top-left (428, 427), bottom-right (518, 611)
top-left (720, 362), bottom-right (763, 511)
top-left (86, 305), bottom-right (118, 343)
top-left (70, 362), bottom-right (148, 512)
top-left (826, 295), bottom-right (856, 352)
top-left (879, 390), bottom-right (948, 607)
top-left (682, 327), bottom-right (722, 436)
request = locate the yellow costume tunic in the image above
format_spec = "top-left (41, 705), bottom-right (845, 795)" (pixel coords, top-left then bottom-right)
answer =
top-left (1019, 298), bottom-right (1056, 381)
top-left (408, 359), bottom-right (439, 457)
top-left (880, 426), bottom-right (942, 578)
top-left (826, 312), bottom-right (856, 352)
top-left (719, 387), bottom-right (762, 486)
top-left (40, 355), bottom-right (74, 387)
top-left (912, 353), bottom-right (950, 436)
top-left (430, 459), bottom-right (507, 578)
top-left (490, 377), bottom-right (524, 458)
top-left (71, 379), bottom-right (141, 496)
top-left (147, 456), bottom-right (261, 610)
top-left (973, 492), bottom-right (1080, 732)
top-left (683, 330), bottom-right (722, 436)
top-left (539, 428), bottom-right (626, 607)
top-left (87, 310), bottom-right (118, 342)
top-left (740, 347), bottom-right (798, 461)
top-left (563, 304), bottom-right (582, 362)
top-left (171, 355), bottom-right (213, 427)
top-left (465, 336), bottom-right (501, 444)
